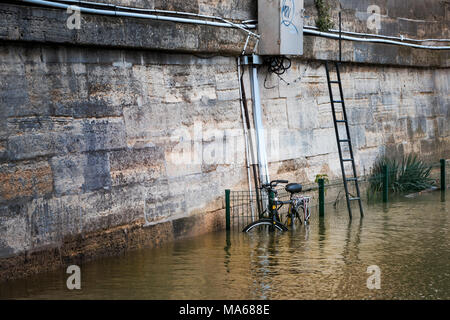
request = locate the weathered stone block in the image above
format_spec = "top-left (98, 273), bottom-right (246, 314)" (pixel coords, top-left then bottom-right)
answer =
top-left (7, 132), bottom-right (79, 160)
top-left (109, 147), bottom-right (166, 186)
top-left (0, 161), bottom-right (53, 202)
top-left (81, 118), bottom-right (127, 152)
top-left (52, 100), bottom-right (123, 119)
top-left (287, 97), bottom-right (319, 130)
top-left (0, 208), bottom-right (30, 258)
top-left (51, 152), bottom-right (111, 196)
top-left (7, 118), bottom-right (126, 160)
top-left (215, 71), bottom-right (239, 91)
top-left (216, 88), bottom-right (239, 101)
top-left (50, 154), bottom-right (84, 196)
top-left (262, 98), bottom-right (288, 127)
top-left (0, 140), bottom-right (6, 162)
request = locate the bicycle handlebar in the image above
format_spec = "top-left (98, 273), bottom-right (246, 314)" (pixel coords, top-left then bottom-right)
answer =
top-left (261, 180), bottom-right (289, 189)
top-left (273, 180), bottom-right (288, 184)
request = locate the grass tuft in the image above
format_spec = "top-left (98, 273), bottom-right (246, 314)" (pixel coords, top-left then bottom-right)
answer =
top-left (368, 154), bottom-right (435, 196)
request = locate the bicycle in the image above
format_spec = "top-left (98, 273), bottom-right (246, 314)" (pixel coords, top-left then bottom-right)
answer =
top-left (283, 190), bottom-right (311, 230)
top-left (242, 180), bottom-right (311, 232)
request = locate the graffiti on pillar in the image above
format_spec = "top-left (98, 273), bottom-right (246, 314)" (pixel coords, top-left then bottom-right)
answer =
top-left (281, 0), bottom-right (298, 34)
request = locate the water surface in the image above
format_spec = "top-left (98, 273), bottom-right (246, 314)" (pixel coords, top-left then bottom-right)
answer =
top-left (1, 191), bottom-right (448, 299)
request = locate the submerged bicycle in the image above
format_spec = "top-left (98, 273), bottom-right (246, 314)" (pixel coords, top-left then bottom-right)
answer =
top-left (242, 180), bottom-right (311, 232)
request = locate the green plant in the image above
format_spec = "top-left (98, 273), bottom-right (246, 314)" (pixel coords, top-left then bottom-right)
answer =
top-left (368, 154), bottom-right (434, 195)
top-left (315, 174), bottom-right (329, 195)
top-left (315, 173), bottom-right (329, 184)
top-left (314, 0), bottom-right (334, 32)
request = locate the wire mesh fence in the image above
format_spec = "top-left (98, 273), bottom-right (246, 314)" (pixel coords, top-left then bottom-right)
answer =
top-left (227, 187), bottom-right (317, 231)
top-left (226, 159), bottom-right (448, 229)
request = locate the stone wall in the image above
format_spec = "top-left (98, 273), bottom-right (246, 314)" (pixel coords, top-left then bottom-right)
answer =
top-left (0, 0), bottom-right (449, 280)
top-left (253, 61), bottom-right (450, 184)
top-left (0, 44), bottom-right (245, 257)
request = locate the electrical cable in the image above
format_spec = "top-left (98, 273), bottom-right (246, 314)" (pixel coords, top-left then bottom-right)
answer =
top-left (262, 56), bottom-right (295, 89)
top-left (265, 56), bottom-right (292, 76)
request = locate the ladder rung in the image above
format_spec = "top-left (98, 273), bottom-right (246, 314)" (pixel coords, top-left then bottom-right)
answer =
top-left (346, 178), bottom-right (358, 181)
top-left (342, 158), bottom-right (354, 162)
top-left (339, 139), bottom-right (350, 143)
top-left (349, 197), bottom-right (360, 201)
top-left (330, 81), bottom-right (340, 84)
top-left (333, 100), bottom-right (343, 103)
top-left (336, 120), bottom-right (347, 123)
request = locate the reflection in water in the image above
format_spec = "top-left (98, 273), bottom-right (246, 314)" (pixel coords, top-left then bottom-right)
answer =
top-left (224, 231), bottom-right (231, 274)
top-left (304, 223), bottom-right (310, 241)
top-left (318, 216), bottom-right (326, 242)
top-left (0, 191), bottom-right (449, 300)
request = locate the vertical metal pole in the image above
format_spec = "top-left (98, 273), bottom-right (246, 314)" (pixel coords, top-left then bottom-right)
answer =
top-left (249, 55), bottom-right (269, 216)
top-left (237, 58), bottom-right (255, 219)
top-left (239, 58), bottom-right (262, 218)
top-left (225, 189), bottom-right (231, 230)
top-left (318, 178), bottom-right (325, 217)
top-left (383, 165), bottom-right (389, 203)
top-left (441, 159), bottom-right (446, 191)
top-left (249, 55), bottom-right (270, 186)
top-left (339, 11), bottom-right (342, 62)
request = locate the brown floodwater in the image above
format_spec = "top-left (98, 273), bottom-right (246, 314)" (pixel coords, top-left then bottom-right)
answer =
top-left (0, 191), bottom-right (448, 300)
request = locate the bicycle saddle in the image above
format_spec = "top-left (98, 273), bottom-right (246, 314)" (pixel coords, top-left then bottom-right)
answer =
top-left (285, 183), bottom-right (302, 194)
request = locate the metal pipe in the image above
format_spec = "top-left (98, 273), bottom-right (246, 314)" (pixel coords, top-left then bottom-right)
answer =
top-left (442, 159), bottom-right (446, 203)
top-left (239, 58), bottom-right (262, 218)
top-left (19, 0), bottom-right (259, 38)
top-left (249, 56), bottom-right (270, 186)
top-left (56, 0), bottom-right (258, 30)
top-left (304, 28), bottom-right (450, 50)
top-left (112, 6), bottom-right (260, 37)
top-left (304, 25), bottom-right (450, 43)
top-left (318, 178), bottom-right (325, 217)
top-left (441, 159), bottom-right (446, 191)
top-left (237, 58), bottom-right (255, 219)
top-left (339, 11), bottom-right (342, 62)
top-left (225, 189), bottom-right (231, 230)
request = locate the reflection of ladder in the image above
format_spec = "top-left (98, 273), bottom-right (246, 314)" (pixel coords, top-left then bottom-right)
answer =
top-left (325, 61), bottom-right (364, 219)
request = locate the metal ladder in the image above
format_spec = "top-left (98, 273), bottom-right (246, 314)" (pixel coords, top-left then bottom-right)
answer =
top-left (324, 61), bottom-right (364, 219)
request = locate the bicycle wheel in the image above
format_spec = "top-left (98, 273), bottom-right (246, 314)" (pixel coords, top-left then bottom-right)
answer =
top-left (242, 218), bottom-right (289, 232)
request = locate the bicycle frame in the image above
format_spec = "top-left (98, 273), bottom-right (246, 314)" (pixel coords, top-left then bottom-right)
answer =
top-left (242, 180), bottom-right (308, 233)
top-left (268, 189), bottom-right (281, 223)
